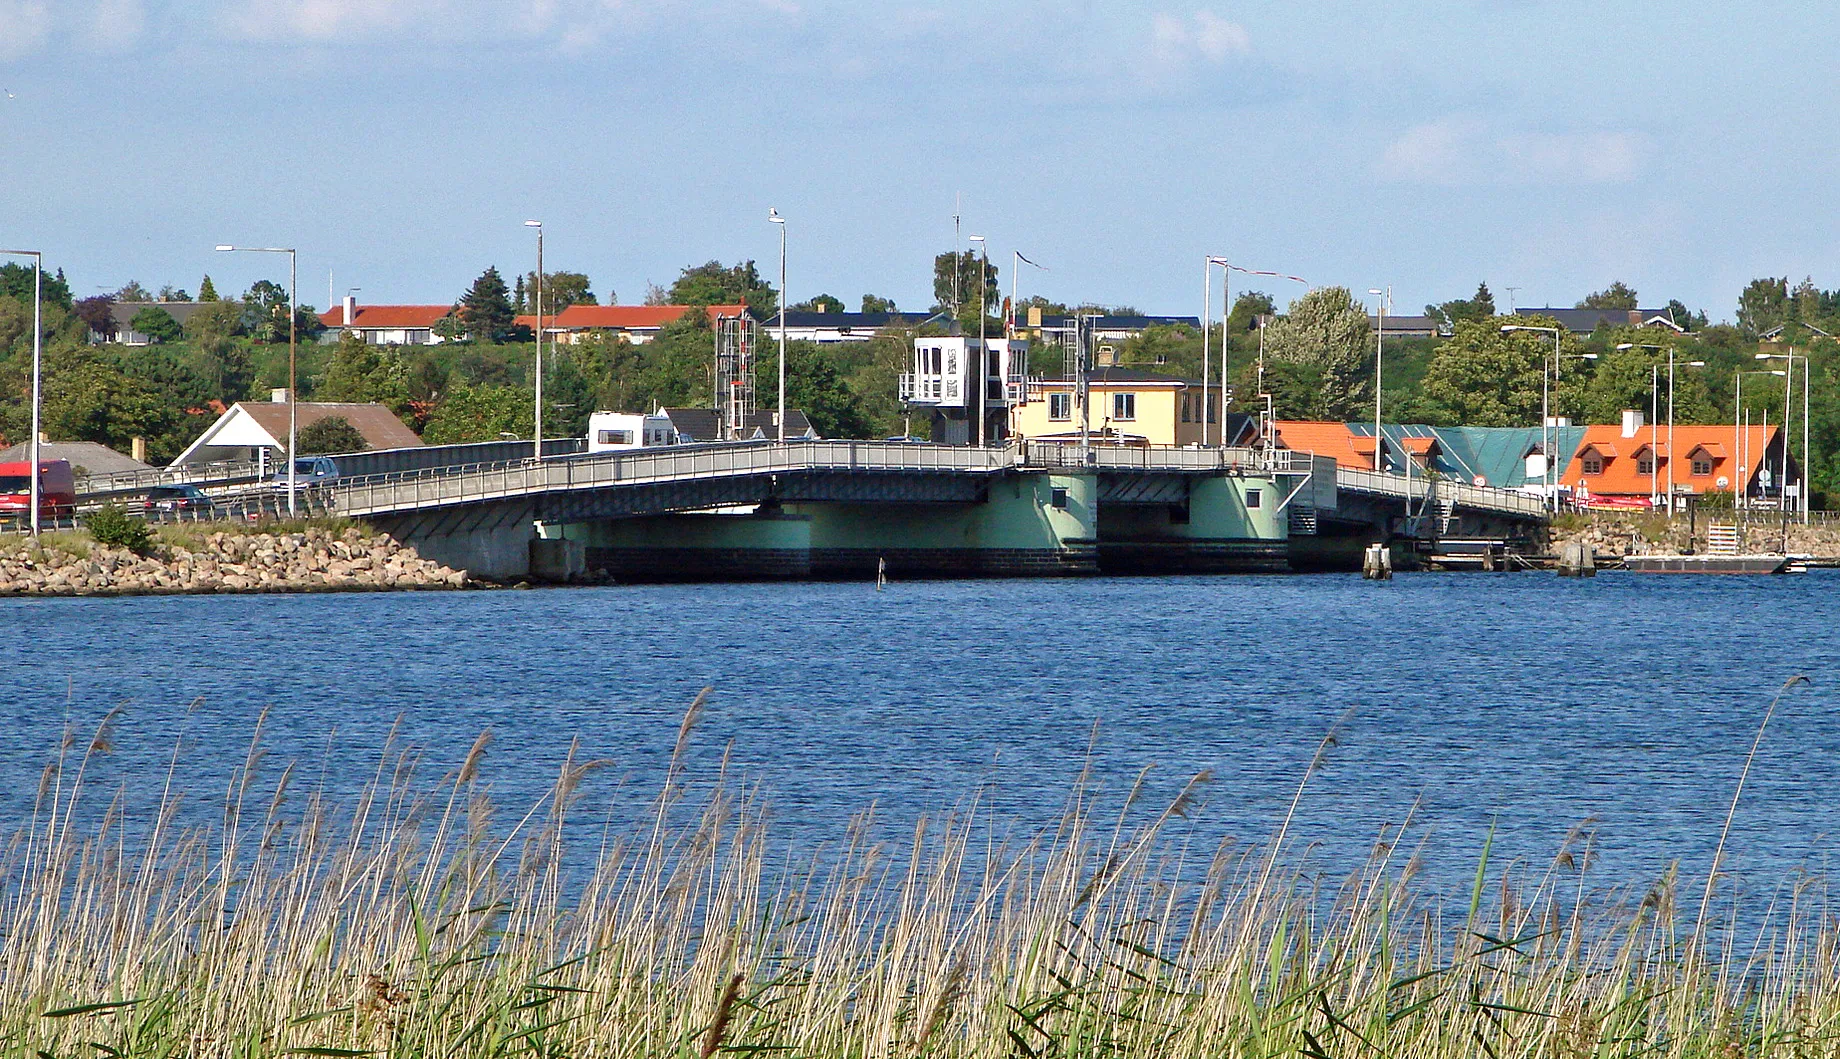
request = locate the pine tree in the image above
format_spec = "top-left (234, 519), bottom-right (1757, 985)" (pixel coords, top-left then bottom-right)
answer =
top-left (458, 266), bottom-right (516, 342)
top-left (199, 275), bottom-right (219, 302)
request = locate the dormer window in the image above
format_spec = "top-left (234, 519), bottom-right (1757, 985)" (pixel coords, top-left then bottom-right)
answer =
top-left (1687, 443), bottom-right (1723, 477)
top-left (1691, 454), bottom-right (1712, 476)
top-left (1582, 455), bottom-right (1604, 476)
top-left (1578, 443), bottom-right (1616, 477)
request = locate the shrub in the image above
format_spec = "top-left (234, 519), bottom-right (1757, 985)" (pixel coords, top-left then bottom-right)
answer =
top-left (87, 503), bottom-right (153, 554)
top-left (298, 415), bottom-right (369, 454)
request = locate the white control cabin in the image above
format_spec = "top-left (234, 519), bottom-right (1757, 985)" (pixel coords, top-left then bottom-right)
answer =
top-left (587, 411), bottom-right (677, 453)
top-left (899, 336), bottom-right (1027, 445)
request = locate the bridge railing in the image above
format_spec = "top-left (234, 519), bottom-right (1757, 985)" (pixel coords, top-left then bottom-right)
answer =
top-left (1335, 466), bottom-right (1547, 516)
top-left (329, 441), bottom-right (1014, 515)
top-left (1020, 443), bottom-right (1315, 474)
top-left (77, 458), bottom-right (267, 496)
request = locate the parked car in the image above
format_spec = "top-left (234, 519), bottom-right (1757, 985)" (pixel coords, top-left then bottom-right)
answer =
top-left (270, 456), bottom-right (340, 491)
top-left (143, 484), bottom-right (215, 515)
top-left (0, 459), bottom-right (77, 521)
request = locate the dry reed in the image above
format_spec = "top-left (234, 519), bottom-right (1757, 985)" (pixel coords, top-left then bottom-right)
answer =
top-left (2, 697), bottom-right (1835, 1059)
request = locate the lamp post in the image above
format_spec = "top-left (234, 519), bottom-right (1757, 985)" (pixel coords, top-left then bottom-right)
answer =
top-left (0, 250), bottom-right (41, 535)
top-left (217, 244), bottom-right (297, 517)
top-left (1756, 351), bottom-right (1810, 521)
top-left (769, 208), bottom-right (786, 442)
top-left (524, 221), bottom-right (544, 460)
top-left (1502, 324), bottom-right (1564, 510)
top-left (1735, 369), bottom-right (1788, 509)
top-left (1369, 287), bottom-right (1389, 471)
top-left (969, 235), bottom-right (986, 446)
top-left (1619, 341), bottom-right (1706, 514)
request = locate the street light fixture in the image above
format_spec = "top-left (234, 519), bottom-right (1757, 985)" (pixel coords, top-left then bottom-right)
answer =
top-left (1756, 351), bottom-right (1810, 522)
top-left (1502, 324), bottom-right (1566, 510)
top-left (217, 244), bottom-right (298, 517)
top-left (1735, 368), bottom-right (1789, 510)
top-left (1369, 287), bottom-right (1388, 472)
top-left (524, 220), bottom-right (544, 461)
top-left (0, 249), bottom-right (42, 535)
top-left (769, 208), bottom-right (786, 442)
top-left (969, 235), bottom-right (987, 447)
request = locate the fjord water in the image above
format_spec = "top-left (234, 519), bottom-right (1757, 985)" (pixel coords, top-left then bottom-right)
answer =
top-left (4, 571), bottom-right (1838, 899)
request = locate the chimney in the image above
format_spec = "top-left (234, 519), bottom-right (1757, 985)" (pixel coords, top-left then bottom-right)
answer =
top-left (131, 436), bottom-right (147, 463)
top-left (342, 294), bottom-right (356, 326)
top-left (1621, 409), bottom-right (1644, 438)
top-left (271, 388), bottom-right (289, 404)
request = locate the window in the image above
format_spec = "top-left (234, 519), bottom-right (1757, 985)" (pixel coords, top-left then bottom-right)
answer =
top-left (1637, 455), bottom-right (1654, 476)
top-left (1050, 487), bottom-right (1069, 510)
top-left (1582, 456), bottom-right (1604, 475)
top-left (1049, 393), bottom-right (1071, 421)
top-left (1112, 392), bottom-right (1136, 421)
top-left (1691, 455), bottom-right (1712, 476)
top-left (598, 429), bottom-right (633, 446)
top-left (1180, 394), bottom-right (1192, 423)
top-left (1245, 488), bottom-right (1261, 509)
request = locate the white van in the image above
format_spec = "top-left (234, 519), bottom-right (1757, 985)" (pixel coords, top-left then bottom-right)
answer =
top-left (587, 411), bottom-right (678, 453)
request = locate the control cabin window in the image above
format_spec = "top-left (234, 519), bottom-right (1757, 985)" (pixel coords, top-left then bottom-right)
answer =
top-left (1049, 393), bottom-right (1071, 421)
top-left (598, 429), bottom-right (633, 446)
top-left (1245, 488), bottom-right (1261, 509)
top-left (1112, 392), bottom-right (1136, 421)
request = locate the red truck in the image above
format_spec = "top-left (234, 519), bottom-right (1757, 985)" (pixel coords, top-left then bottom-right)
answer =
top-left (0, 459), bottom-right (78, 521)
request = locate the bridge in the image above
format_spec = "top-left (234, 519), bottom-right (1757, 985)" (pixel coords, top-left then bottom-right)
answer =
top-left (295, 441), bottom-right (1547, 580)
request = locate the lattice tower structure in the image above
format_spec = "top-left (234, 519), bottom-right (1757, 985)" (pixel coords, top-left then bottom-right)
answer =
top-left (716, 311), bottom-right (759, 440)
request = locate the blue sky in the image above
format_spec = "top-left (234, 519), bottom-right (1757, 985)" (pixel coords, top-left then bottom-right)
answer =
top-left (3, 0), bottom-right (1836, 322)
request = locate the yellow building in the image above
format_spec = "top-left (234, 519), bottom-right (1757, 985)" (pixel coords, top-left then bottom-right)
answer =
top-left (1015, 368), bottom-right (1225, 446)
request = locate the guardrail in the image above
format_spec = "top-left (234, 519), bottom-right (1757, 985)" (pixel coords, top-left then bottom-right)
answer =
top-left (1020, 444), bottom-right (1316, 474)
top-left (1335, 467), bottom-right (1548, 516)
top-left (329, 441), bottom-right (1015, 516)
top-left (77, 458), bottom-right (267, 496)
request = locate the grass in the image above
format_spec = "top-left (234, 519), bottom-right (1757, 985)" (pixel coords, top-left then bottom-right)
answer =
top-left (3, 692), bottom-right (1836, 1059)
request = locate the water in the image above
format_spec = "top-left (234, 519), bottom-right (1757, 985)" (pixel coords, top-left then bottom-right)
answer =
top-left (4, 571), bottom-right (1838, 901)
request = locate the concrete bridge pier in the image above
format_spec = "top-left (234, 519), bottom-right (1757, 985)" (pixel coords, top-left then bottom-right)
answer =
top-left (370, 499), bottom-right (537, 582)
top-left (1097, 474), bottom-right (1292, 573)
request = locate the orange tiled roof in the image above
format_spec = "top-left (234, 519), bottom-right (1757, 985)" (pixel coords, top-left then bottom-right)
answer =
top-left (1563, 423), bottom-right (1777, 496)
top-left (1273, 421), bottom-right (1388, 469)
top-left (517, 303), bottom-right (751, 330)
top-left (318, 305), bottom-right (453, 328)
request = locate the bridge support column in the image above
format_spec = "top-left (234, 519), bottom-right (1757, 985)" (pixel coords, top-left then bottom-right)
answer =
top-left (369, 501), bottom-right (537, 582)
top-left (1097, 474), bottom-right (1290, 573)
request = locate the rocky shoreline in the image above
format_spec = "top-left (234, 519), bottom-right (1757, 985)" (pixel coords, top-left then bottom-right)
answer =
top-left (0, 526), bottom-right (470, 597)
top-left (1551, 511), bottom-right (1840, 558)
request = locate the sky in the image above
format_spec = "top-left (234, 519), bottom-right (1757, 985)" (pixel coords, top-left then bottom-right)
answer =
top-left (2, 0), bottom-right (1837, 323)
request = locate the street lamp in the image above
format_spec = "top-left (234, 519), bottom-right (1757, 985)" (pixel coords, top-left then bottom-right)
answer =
top-left (524, 221), bottom-right (545, 461)
top-left (769, 208), bottom-right (786, 442)
top-left (969, 235), bottom-right (987, 446)
top-left (1502, 324), bottom-right (1565, 510)
top-left (0, 249), bottom-right (42, 535)
top-left (217, 244), bottom-right (297, 517)
top-left (1735, 369), bottom-right (1788, 509)
top-left (1756, 350), bottom-right (1810, 522)
top-left (1369, 287), bottom-right (1389, 471)
top-left (1618, 341), bottom-right (1705, 512)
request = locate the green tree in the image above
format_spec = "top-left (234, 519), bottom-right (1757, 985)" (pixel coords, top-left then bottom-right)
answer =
top-left (1426, 282), bottom-right (1495, 330)
top-left (115, 281), bottom-right (151, 303)
top-left (1261, 287), bottom-right (1372, 419)
top-left (198, 275), bottom-right (220, 302)
top-left (1737, 278), bottom-right (1790, 336)
top-left (458, 267), bottom-right (516, 342)
top-left (297, 415), bottom-right (370, 454)
top-left (1578, 282), bottom-right (1639, 310)
top-left (73, 295), bottom-right (117, 342)
top-left (157, 285), bottom-right (192, 302)
top-left (0, 263), bottom-right (73, 309)
top-left (320, 332), bottom-right (412, 412)
top-left (791, 293), bottom-right (847, 314)
top-left (1570, 341), bottom-right (1716, 427)
top-left (1419, 318), bottom-right (1554, 426)
top-left (861, 294), bottom-right (899, 314)
top-left (932, 251), bottom-right (998, 322)
top-left (1665, 299), bottom-right (1708, 332)
top-left (757, 339), bottom-right (873, 439)
top-left (665, 261), bottom-right (777, 316)
top-left (242, 280), bottom-right (291, 343)
top-left (421, 382), bottom-right (533, 444)
top-left (129, 306), bottom-right (182, 344)
top-left (521, 271), bottom-right (597, 312)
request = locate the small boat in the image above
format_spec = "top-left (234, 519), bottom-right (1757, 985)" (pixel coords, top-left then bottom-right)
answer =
top-left (1623, 554), bottom-right (1789, 575)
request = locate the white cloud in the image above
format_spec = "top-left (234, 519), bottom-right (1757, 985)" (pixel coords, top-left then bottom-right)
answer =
top-left (0, 0), bottom-right (52, 60)
top-left (88, 0), bottom-right (147, 52)
top-left (1150, 10), bottom-right (1249, 68)
top-left (216, 0), bottom-right (778, 49)
top-left (1378, 118), bottom-right (1645, 187)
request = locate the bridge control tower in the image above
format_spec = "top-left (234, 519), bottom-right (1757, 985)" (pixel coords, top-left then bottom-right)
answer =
top-left (714, 310), bottom-right (759, 441)
top-left (899, 336), bottom-right (1028, 445)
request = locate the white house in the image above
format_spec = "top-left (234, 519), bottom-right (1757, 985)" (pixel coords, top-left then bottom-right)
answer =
top-left (318, 297), bottom-right (455, 345)
top-left (174, 392), bottom-right (424, 465)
